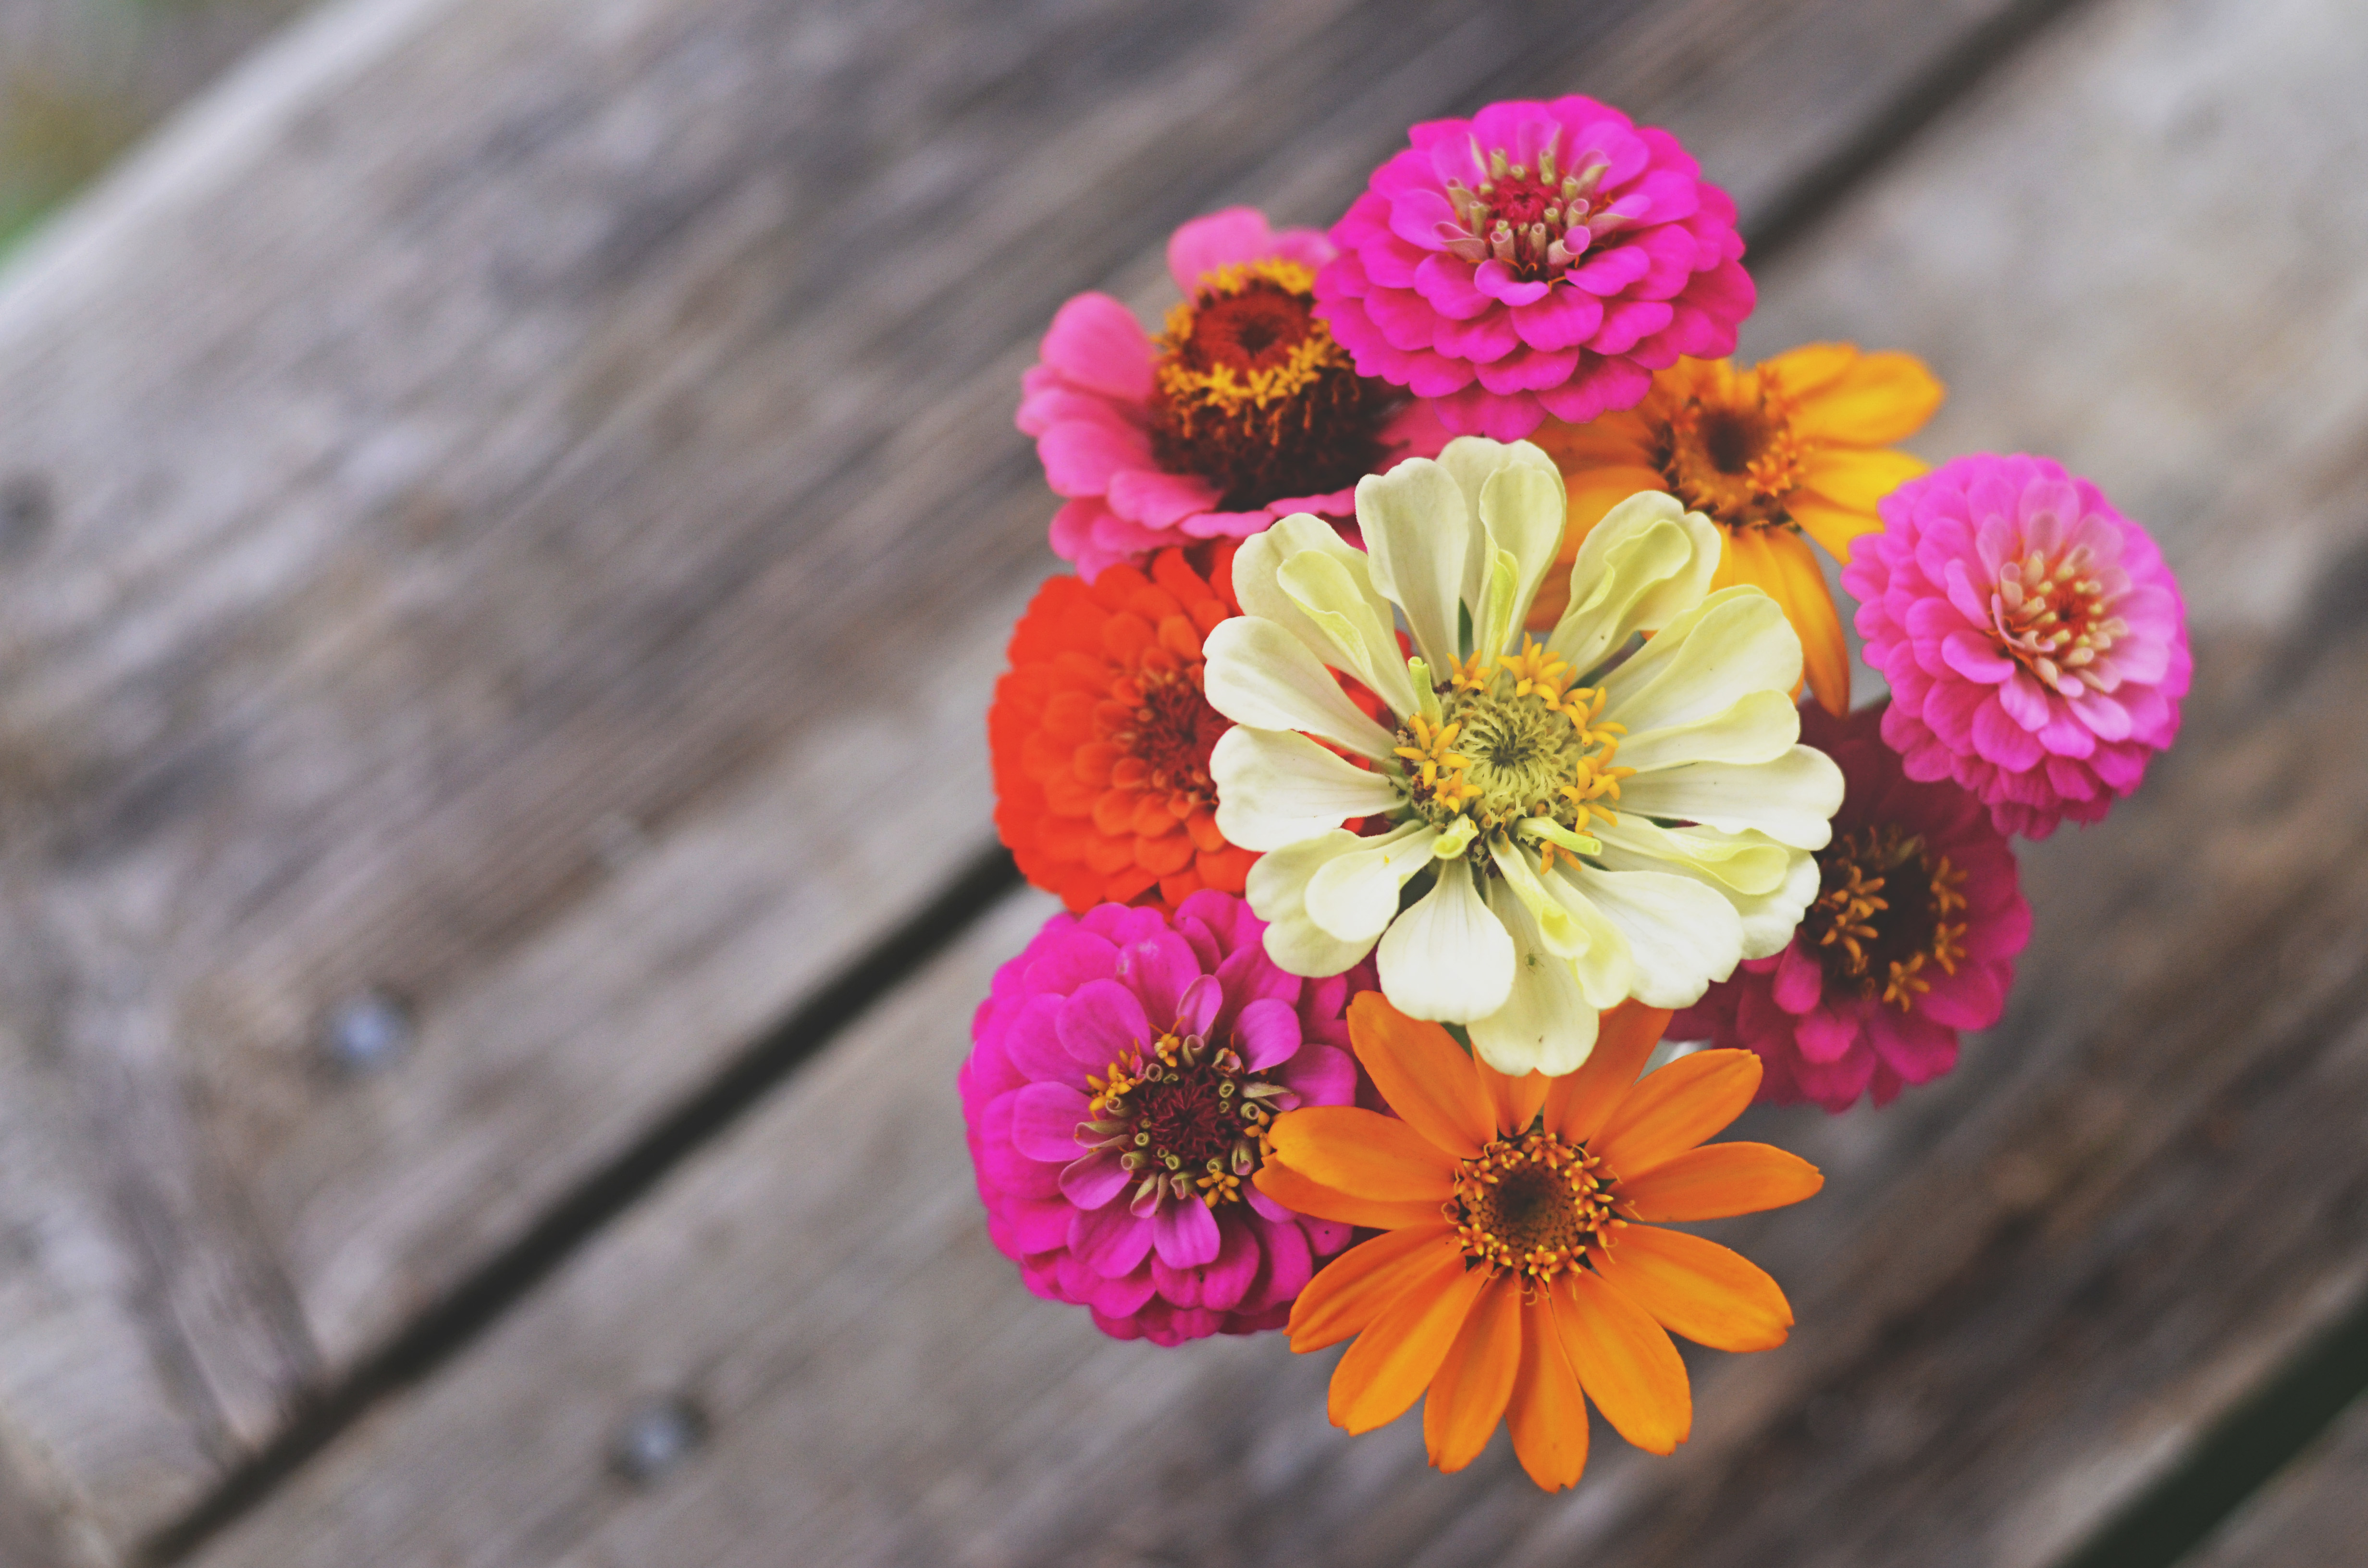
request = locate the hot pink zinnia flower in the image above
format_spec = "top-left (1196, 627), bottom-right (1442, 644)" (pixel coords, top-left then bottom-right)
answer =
top-left (1845, 453), bottom-right (2190, 838)
top-left (1316, 96), bottom-right (1754, 440)
top-left (1020, 207), bottom-right (1446, 580)
top-left (959, 890), bottom-right (1368, 1344)
top-left (1673, 701), bottom-right (2032, 1112)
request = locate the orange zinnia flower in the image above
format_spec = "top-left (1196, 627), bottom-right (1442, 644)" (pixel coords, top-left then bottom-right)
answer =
top-left (1528, 343), bottom-right (1944, 715)
top-left (991, 545), bottom-right (1259, 911)
top-left (1255, 993), bottom-right (1823, 1489)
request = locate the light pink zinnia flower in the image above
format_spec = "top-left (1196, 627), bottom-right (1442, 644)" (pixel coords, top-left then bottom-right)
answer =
top-left (1316, 96), bottom-right (1754, 440)
top-left (1020, 208), bottom-right (1446, 580)
top-left (1845, 453), bottom-right (2190, 838)
top-left (1672, 702), bottom-right (2031, 1112)
top-left (959, 891), bottom-right (1368, 1345)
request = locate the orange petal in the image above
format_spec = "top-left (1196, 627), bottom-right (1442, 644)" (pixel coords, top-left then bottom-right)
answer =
top-left (1542, 1001), bottom-right (1671, 1145)
top-left (1347, 992), bottom-right (1495, 1157)
top-left (1506, 1287), bottom-right (1591, 1491)
top-left (1329, 1248), bottom-right (1493, 1434)
top-left (1620, 1141), bottom-right (1825, 1221)
top-left (1475, 1056), bottom-right (1550, 1138)
top-left (1593, 1048), bottom-right (1762, 1180)
top-left (1423, 1271), bottom-right (1525, 1472)
top-left (1594, 1225), bottom-right (1795, 1353)
top-left (1759, 529), bottom-right (1852, 717)
top-left (1789, 349), bottom-right (1944, 445)
top-left (1560, 1270), bottom-right (1691, 1454)
top-left (1796, 447), bottom-right (1927, 512)
top-left (1269, 1107), bottom-right (1458, 1200)
top-left (1287, 1224), bottom-right (1460, 1351)
top-left (1254, 1161), bottom-right (1447, 1234)
top-left (1788, 490), bottom-right (1889, 565)
top-left (1759, 341), bottom-right (1861, 400)
top-left (1563, 467), bottom-right (1671, 544)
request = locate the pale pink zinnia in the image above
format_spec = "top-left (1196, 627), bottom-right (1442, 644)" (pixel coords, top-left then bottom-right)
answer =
top-left (1846, 453), bottom-right (2190, 838)
top-left (1672, 702), bottom-right (2031, 1112)
top-left (959, 891), bottom-right (1368, 1344)
top-left (1020, 208), bottom-right (1446, 580)
top-left (1316, 96), bottom-right (1754, 440)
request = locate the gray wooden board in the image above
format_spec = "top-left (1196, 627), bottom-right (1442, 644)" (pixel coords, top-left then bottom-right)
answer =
top-left (0, 0), bottom-right (2075, 1556)
top-left (2186, 1394), bottom-right (2368, 1568)
top-left (176, 0), bottom-right (2368, 1560)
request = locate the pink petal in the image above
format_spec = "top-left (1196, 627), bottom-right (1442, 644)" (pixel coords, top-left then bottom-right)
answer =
top-left (1108, 467), bottom-right (1221, 529)
top-left (1057, 979), bottom-right (1153, 1067)
top-left (1941, 630), bottom-right (2015, 684)
top-left (1510, 286), bottom-right (1607, 352)
top-left (1473, 260), bottom-right (1550, 307)
top-left (1152, 1196), bottom-right (1222, 1268)
top-left (1041, 293), bottom-right (1154, 402)
top-left (1059, 1149), bottom-right (1131, 1210)
top-left (1234, 997), bottom-right (1302, 1069)
top-left (1071, 1200), bottom-right (1156, 1275)
top-left (1276, 1042), bottom-right (1356, 1105)
top-left (1025, 930), bottom-right (1119, 994)
top-left (1011, 1081), bottom-right (1093, 1162)
top-left (1771, 942), bottom-right (1825, 1014)
top-left (1004, 995), bottom-right (1088, 1086)
top-left (1412, 254), bottom-right (1494, 320)
top-left (1794, 1005), bottom-right (1862, 1065)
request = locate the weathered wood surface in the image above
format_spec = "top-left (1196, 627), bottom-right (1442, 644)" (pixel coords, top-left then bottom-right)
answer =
top-left (2189, 1395), bottom-right (2368, 1568)
top-left (147, 0), bottom-right (2368, 1562)
top-left (0, 0), bottom-right (2089, 1559)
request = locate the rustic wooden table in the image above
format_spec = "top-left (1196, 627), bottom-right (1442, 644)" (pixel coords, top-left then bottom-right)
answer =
top-left (0, 0), bottom-right (2364, 1564)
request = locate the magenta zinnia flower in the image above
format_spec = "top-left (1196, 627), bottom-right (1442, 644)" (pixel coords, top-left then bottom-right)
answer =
top-left (959, 891), bottom-right (1368, 1344)
top-left (1020, 207), bottom-right (1446, 580)
top-left (1845, 453), bottom-right (2190, 838)
top-left (1674, 702), bottom-right (2031, 1112)
top-left (1316, 96), bottom-right (1754, 440)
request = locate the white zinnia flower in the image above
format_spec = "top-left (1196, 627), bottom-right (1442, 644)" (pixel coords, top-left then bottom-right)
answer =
top-left (1203, 437), bottom-right (1845, 1077)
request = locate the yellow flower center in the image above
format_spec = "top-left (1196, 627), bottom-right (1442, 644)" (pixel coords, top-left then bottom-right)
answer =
top-left (1808, 825), bottom-right (1969, 1009)
top-left (1987, 544), bottom-right (2132, 697)
top-left (1390, 639), bottom-right (1632, 870)
top-left (1451, 1129), bottom-right (1626, 1287)
top-left (1083, 1028), bottom-right (1283, 1209)
top-left (1653, 367), bottom-right (1811, 531)
top-left (1150, 259), bottom-right (1390, 510)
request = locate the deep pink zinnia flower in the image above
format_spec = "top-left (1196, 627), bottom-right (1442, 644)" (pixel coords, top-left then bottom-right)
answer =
top-left (1845, 453), bottom-right (2190, 838)
top-left (959, 891), bottom-right (1369, 1344)
top-left (1315, 96), bottom-right (1754, 440)
top-left (1019, 207), bottom-right (1446, 580)
top-left (1672, 702), bottom-right (2032, 1112)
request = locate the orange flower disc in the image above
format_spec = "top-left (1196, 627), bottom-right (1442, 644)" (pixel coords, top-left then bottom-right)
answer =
top-left (991, 544), bottom-right (1258, 911)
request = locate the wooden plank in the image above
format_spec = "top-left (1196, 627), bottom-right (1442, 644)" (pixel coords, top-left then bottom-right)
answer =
top-left (0, 0), bottom-right (2072, 1556)
top-left (2185, 1395), bottom-right (2368, 1568)
top-left (170, 0), bottom-right (2368, 1561)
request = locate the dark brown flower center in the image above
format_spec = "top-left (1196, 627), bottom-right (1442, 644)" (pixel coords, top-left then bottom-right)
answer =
top-left (1452, 1130), bottom-right (1624, 1285)
top-left (1085, 1029), bottom-right (1288, 1209)
top-left (1808, 824), bottom-right (1969, 1009)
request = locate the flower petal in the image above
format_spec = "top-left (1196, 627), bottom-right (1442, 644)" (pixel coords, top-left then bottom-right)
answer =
top-left (1574, 867), bottom-right (1745, 1009)
top-left (1285, 1223), bottom-right (1459, 1351)
top-left (1423, 1272), bottom-right (1525, 1471)
top-left (1268, 1106), bottom-right (1458, 1200)
top-left (1151, 1193), bottom-right (1222, 1268)
top-left (1347, 990), bottom-right (1497, 1156)
top-left (1202, 615), bottom-right (1398, 759)
top-left (1245, 832), bottom-right (1382, 977)
top-left (1507, 1287), bottom-right (1591, 1491)
top-left (1594, 1225), bottom-right (1794, 1352)
top-left (1592, 1048), bottom-right (1763, 1177)
top-left (1357, 457), bottom-right (1471, 674)
top-left (1010, 1081), bottom-right (1092, 1163)
top-left (1616, 745), bottom-right (1846, 849)
top-left (1547, 492), bottom-right (1721, 674)
top-left (1619, 1141), bottom-right (1825, 1221)
top-left (1470, 876), bottom-right (1600, 1078)
top-left (1306, 820), bottom-right (1443, 943)
top-left (1255, 1160), bottom-right (1446, 1234)
top-left (1614, 687), bottom-right (1802, 772)
top-left (1210, 726), bottom-right (1403, 851)
top-left (1378, 858), bottom-right (1517, 1023)
top-left (1278, 547), bottom-right (1422, 716)
top-left (1541, 1000), bottom-right (1672, 1144)
top-left (1475, 462), bottom-right (1570, 653)
top-left (1434, 437), bottom-right (1565, 609)
top-left (1330, 1249), bottom-right (1493, 1434)
top-left (1600, 587), bottom-right (1802, 736)
top-left (1559, 1270), bottom-right (1690, 1454)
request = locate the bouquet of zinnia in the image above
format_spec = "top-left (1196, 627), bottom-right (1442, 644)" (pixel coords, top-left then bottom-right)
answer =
top-left (962, 96), bottom-right (2190, 1490)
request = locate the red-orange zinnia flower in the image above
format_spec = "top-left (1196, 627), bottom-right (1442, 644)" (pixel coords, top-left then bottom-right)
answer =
top-left (1255, 993), bottom-right (1823, 1489)
top-left (991, 545), bottom-right (1258, 911)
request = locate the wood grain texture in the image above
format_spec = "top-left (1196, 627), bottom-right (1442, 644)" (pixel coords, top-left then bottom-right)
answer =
top-left (2186, 1395), bottom-right (2368, 1568)
top-left (0, 0), bottom-right (2071, 1556)
top-left (171, 0), bottom-right (2368, 1562)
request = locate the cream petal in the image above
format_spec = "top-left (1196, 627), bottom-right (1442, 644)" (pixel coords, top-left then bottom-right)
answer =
top-left (1616, 745), bottom-right (1846, 850)
top-left (1615, 688), bottom-right (1801, 772)
top-left (1599, 587), bottom-right (1802, 735)
top-left (1568, 866), bottom-right (1744, 1009)
top-left (1487, 836), bottom-right (1592, 958)
top-left (1202, 616), bottom-right (1398, 758)
top-left (1591, 818), bottom-right (1791, 896)
top-left (1306, 821), bottom-right (1442, 944)
top-left (1472, 879), bottom-right (1601, 1077)
top-left (1594, 835), bottom-right (1821, 960)
top-left (1357, 458), bottom-right (1470, 676)
top-left (1245, 832), bottom-right (1381, 977)
top-left (1375, 858), bottom-right (1515, 1023)
top-left (1475, 463), bottom-right (1568, 656)
top-left (1233, 514), bottom-right (1394, 684)
top-left (1539, 869), bottom-right (1638, 1010)
top-left (1277, 548), bottom-right (1420, 717)
top-left (1211, 727), bottom-right (1405, 851)
top-left (1547, 492), bottom-right (1721, 675)
top-left (1437, 437), bottom-right (1562, 609)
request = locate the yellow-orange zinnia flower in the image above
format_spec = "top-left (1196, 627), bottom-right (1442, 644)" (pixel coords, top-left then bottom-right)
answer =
top-left (1255, 992), bottom-right (1823, 1489)
top-left (1528, 344), bottom-right (1944, 715)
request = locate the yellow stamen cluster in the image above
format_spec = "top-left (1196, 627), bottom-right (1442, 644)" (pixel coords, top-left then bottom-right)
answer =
top-left (1154, 259), bottom-right (1339, 417)
top-left (1394, 713), bottom-right (1481, 814)
top-left (1657, 365), bottom-right (1812, 532)
top-left (1811, 828), bottom-right (1973, 1010)
top-left (1448, 1130), bottom-right (1625, 1292)
top-left (1083, 1026), bottom-right (1288, 1210)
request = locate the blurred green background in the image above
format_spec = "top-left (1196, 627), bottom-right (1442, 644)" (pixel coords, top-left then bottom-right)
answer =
top-left (0, 0), bottom-right (307, 256)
